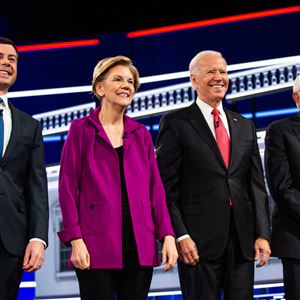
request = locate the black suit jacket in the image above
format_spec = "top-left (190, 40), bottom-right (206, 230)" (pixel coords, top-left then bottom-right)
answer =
top-left (156, 102), bottom-right (270, 261)
top-left (0, 102), bottom-right (48, 257)
top-left (265, 113), bottom-right (300, 259)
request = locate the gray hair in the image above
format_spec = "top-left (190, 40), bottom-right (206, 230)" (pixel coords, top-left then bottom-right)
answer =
top-left (189, 50), bottom-right (227, 75)
top-left (293, 75), bottom-right (300, 93)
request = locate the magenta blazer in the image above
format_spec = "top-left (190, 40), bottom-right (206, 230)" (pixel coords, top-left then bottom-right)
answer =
top-left (57, 107), bottom-right (174, 269)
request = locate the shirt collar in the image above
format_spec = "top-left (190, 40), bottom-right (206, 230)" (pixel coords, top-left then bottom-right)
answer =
top-left (0, 94), bottom-right (8, 108)
top-left (196, 97), bottom-right (225, 117)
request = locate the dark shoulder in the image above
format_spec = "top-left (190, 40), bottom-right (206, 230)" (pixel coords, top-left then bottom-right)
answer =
top-left (266, 115), bottom-right (298, 131)
top-left (10, 105), bottom-right (41, 131)
top-left (11, 105), bottom-right (38, 123)
top-left (225, 109), bottom-right (252, 124)
top-left (161, 104), bottom-right (192, 121)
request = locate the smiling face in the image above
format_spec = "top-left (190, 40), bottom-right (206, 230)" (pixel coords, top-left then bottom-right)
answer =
top-left (0, 43), bottom-right (18, 94)
top-left (190, 53), bottom-right (229, 108)
top-left (95, 64), bottom-right (135, 109)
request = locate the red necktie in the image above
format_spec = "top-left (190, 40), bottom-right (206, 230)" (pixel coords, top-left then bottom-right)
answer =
top-left (212, 108), bottom-right (230, 168)
top-left (212, 108), bottom-right (232, 205)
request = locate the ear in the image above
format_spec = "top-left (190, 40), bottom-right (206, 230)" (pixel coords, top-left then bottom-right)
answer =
top-left (292, 92), bottom-right (300, 107)
top-left (190, 74), bottom-right (199, 89)
top-left (95, 82), bottom-right (104, 97)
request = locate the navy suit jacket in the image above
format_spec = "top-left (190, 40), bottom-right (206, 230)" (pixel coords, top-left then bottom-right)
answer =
top-left (265, 113), bottom-right (300, 259)
top-left (156, 101), bottom-right (270, 261)
top-left (0, 102), bottom-right (48, 256)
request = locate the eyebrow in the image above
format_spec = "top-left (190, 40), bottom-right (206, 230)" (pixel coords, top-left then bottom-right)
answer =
top-left (110, 74), bottom-right (134, 80)
top-left (0, 52), bottom-right (18, 59)
top-left (8, 54), bottom-right (18, 59)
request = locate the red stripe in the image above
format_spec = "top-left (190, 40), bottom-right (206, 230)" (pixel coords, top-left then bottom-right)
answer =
top-left (17, 39), bottom-right (100, 52)
top-left (127, 6), bottom-right (300, 38)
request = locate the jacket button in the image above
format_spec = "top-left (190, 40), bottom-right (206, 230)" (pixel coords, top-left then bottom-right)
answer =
top-left (89, 204), bottom-right (95, 209)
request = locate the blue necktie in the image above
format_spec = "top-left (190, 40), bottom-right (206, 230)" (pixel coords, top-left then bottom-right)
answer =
top-left (0, 98), bottom-right (4, 158)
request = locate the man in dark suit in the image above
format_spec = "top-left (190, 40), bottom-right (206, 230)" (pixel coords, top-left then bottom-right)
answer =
top-left (264, 75), bottom-right (300, 300)
top-left (0, 37), bottom-right (49, 299)
top-left (156, 50), bottom-right (271, 300)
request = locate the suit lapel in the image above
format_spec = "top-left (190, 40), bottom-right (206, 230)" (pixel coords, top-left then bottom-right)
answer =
top-left (187, 102), bottom-right (225, 168)
top-left (88, 107), bottom-right (114, 147)
top-left (122, 115), bottom-right (141, 151)
top-left (2, 103), bottom-right (25, 161)
top-left (224, 109), bottom-right (240, 170)
top-left (292, 114), bottom-right (300, 142)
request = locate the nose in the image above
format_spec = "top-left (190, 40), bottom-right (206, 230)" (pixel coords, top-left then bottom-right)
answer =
top-left (0, 56), bottom-right (11, 66)
top-left (121, 80), bottom-right (130, 89)
top-left (213, 71), bottom-right (222, 80)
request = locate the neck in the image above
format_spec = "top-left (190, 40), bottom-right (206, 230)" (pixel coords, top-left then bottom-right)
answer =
top-left (199, 96), bottom-right (222, 109)
top-left (99, 104), bottom-right (124, 125)
top-left (0, 85), bottom-right (9, 95)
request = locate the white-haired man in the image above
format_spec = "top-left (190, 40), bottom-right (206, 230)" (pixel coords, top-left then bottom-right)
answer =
top-left (265, 74), bottom-right (300, 300)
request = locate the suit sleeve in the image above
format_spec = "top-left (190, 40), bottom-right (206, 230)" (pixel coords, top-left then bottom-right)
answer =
top-left (248, 122), bottom-right (270, 240)
top-left (144, 128), bottom-right (175, 240)
top-left (265, 123), bottom-right (300, 225)
top-left (57, 120), bottom-right (85, 245)
top-left (155, 115), bottom-right (188, 238)
top-left (26, 121), bottom-right (49, 245)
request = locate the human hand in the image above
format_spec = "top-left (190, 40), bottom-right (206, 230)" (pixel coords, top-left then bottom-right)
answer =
top-left (22, 241), bottom-right (45, 272)
top-left (161, 235), bottom-right (178, 272)
top-left (70, 239), bottom-right (90, 270)
top-left (177, 237), bottom-right (199, 266)
top-left (254, 237), bottom-right (271, 268)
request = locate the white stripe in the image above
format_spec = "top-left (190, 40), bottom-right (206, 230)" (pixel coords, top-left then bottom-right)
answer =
top-left (19, 281), bottom-right (36, 288)
top-left (148, 290), bottom-right (182, 296)
top-left (36, 298), bottom-right (80, 300)
top-left (254, 282), bottom-right (284, 289)
top-left (7, 55), bottom-right (300, 99)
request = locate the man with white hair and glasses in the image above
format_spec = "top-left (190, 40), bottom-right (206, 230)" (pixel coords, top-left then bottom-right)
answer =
top-left (265, 74), bottom-right (300, 300)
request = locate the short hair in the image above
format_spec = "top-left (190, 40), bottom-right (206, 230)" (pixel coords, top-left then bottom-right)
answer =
top-left (293, 75), bottom-right (300, 93)
top-left (92, 55), bottom-right (140, 100)
top-left (189, 50), bottom-right (226, 75)
top-left (0, 37), bottom-right (19, 57)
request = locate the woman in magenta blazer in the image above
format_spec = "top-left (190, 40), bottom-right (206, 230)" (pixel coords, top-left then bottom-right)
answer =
top-left (58, 55), bottom-right (178, 300)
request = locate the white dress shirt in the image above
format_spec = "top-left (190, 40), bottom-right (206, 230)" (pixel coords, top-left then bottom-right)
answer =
top-left (0, 94), bottom-right (46, 248)
top-left (196, 97), bottom-right (230, 139)
top-left (0, 95), bottom-right (12, 157)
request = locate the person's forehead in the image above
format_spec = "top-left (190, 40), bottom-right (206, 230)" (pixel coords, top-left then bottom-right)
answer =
top-left (0, 43), bottom-right (18, 56)
top-left (107, 65), bottom-right (133, 76)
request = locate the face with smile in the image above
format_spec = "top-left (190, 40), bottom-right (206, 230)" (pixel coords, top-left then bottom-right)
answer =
top-left (190, 53), bottom-right (229, 108)
top-left (95, 65), bottom-right (135, 110)
top-left (0, 43), bottom-right (18, 95)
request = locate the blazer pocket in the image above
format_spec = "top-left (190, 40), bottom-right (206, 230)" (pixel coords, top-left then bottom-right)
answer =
top-left (82, 202), bottom-right (110, 236)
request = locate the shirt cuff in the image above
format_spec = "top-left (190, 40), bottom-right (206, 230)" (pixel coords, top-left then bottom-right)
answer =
top-left (176, 234), bottom-right (190, 243)
top-left (30, 238), bottom-right (47, 249)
